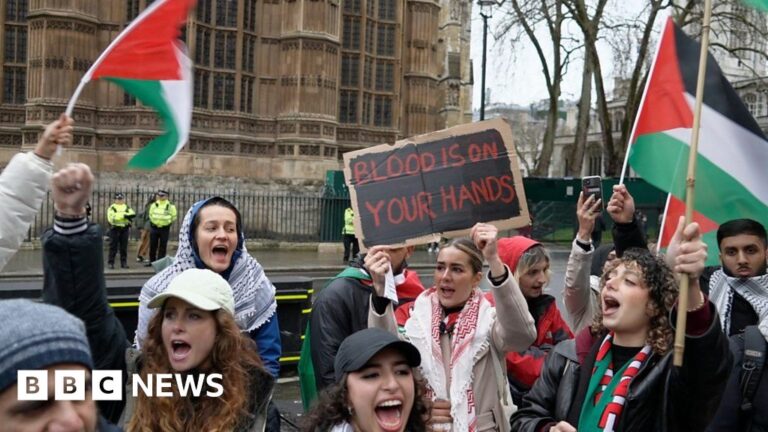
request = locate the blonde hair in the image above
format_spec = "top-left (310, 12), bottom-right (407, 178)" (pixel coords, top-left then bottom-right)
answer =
top-left (513, 245), bottom-right (552, 284)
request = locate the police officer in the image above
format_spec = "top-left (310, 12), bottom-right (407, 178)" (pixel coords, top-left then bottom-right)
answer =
top-left (341, 206), bottom-right (359, 263)
top-left (107, 192), bottom-right (135, 269)
top-left (146, 189), bottom-right (177, 266)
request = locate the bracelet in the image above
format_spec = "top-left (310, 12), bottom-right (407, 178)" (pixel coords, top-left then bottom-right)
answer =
top-left (687, 290), bottom-right (706, 312)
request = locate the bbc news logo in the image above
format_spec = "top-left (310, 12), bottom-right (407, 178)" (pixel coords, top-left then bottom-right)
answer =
top-left (17, 370), bottom-right (224, 400)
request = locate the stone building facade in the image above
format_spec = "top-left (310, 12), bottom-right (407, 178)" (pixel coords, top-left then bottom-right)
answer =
top-left (0, 0), bottom-right (473, 189)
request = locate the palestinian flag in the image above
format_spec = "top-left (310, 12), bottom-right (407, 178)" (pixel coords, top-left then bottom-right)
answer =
top-left (627, 17), bottom-right (768, 265)
top-left (744, 0), bottom-right (768, 11)
top-left (71, 0), bottom-right (194, 169)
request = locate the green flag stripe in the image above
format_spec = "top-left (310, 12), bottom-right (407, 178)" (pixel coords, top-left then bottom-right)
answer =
top-left (629, 132), bottom-right (768, 225)
top-left (106, 78), bottom-right (180, 169)
top-left (744, 0), bottom-right (768, 11)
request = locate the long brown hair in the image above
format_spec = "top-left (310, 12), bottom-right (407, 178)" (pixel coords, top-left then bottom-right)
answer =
top-left (591, 248), bottom-right (678, 355)
top-left (301, 374), bottom-right (431, 432)
top-left (126, 307), bottom-right (262, 431)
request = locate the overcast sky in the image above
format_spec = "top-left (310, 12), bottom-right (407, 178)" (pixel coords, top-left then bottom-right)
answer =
top-left (469, 1), bottom-right (653, 109)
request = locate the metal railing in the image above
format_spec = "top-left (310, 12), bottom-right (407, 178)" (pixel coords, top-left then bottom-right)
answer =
top-left (24, 187), bottom-right (663, 245)
top-left (26, 187), bottom-right (352, 243)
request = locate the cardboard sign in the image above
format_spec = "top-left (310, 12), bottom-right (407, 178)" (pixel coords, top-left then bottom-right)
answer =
top-left (343, 118), bottom-right (530, 247)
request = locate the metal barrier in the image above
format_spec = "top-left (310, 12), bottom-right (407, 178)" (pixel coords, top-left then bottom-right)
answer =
top-left (25, 187), bottom-right (351, 243)
top-left (23, 177), bottom-right (666, 244)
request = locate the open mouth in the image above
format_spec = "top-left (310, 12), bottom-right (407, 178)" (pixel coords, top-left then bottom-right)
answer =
top-left (439, 286), bottom-right (455, 298)
top-left (602, 296), bottom-right (620, 316)
top-left (212, 245), bottom-right (229, 259)
top-left (171, 340), bottom-right (192, 361)
top-left (375, 399), bottom-right (404, 431)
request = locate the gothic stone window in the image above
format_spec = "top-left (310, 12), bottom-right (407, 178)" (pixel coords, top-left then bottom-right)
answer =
top-left (343, 17), bottom-right (361, 50)
top-left (377, 23), bottom-right (395, 56)
top-left (4, 26), bottom-right (26, 63)
top-left (5, 0), bottom-right (27, 22)
top-left (341, 54), bottom-right (359, 86)
top-left (216, 0), bottom-right (238, 27)
top-left (745, 93), bottom-right (758, 117)
top-left (3, 67), bottom-right (25, 104)
top-left (374, 95), bottom-right (392, 126)
top-left (339, 90), bottom-right (358, 123)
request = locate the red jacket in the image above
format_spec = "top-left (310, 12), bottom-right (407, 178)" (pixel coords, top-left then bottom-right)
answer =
top-left (486, 292), bottom-right (573, 389)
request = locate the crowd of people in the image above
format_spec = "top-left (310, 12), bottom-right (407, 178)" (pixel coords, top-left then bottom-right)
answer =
top-left (0, 115), bottom-right (766, 432)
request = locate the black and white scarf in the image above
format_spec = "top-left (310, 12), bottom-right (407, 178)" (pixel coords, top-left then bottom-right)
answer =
top-left (709, 270), bottom-right (768, 339)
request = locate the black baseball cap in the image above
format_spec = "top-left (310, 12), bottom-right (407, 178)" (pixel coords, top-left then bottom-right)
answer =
top-left (156, 189), bottom-right (169, 196)
top-left (114, 192), bottom-right (124, 199)
top-left (334, 328), bottom-right (421, 382)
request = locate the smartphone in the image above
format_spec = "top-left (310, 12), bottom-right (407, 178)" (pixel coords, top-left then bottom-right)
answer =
top-left (582, 176), bottom-right (603, 209)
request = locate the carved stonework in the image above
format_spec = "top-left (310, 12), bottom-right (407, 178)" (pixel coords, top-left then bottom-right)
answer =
top-left (0, 134), bottom-right (22, 147)
top-left (299, 145), bottom-right (321, 156)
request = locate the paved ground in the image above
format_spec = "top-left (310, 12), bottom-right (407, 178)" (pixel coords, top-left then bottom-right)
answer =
top-left (2, 242), bottom-right (573, 429)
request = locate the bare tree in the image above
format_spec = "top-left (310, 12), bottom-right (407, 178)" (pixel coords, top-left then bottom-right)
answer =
top-left (496, 0), bottom-right (577, 176)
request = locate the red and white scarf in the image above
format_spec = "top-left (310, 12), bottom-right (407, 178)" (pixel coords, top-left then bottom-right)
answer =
top-left (404, 287), bottom-right (494, 432)
top-left (592, 333), bottom-right (652, 431)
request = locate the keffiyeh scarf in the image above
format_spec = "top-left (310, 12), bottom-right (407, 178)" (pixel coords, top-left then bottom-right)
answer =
top-left (404, 287), bottom-right (494, 432)
top-left (710, 270), bottom-right (768, 339)
top-left (135, 199), bottom-right (277, 347)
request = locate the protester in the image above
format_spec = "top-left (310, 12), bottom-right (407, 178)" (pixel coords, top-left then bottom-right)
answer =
top-left (510, 220), bottom-right (730, 432)
top-left (147, 189), bottom-right (177, 265)
top-left (0, 114), bottom-right (72, 271)
top-left (563, 192), bottom-right (612, 333)
top-left (341, 206), bottom-right (359, 264)
top-left (134, 196), bottom-right (154, 263)
top-left (707, 324), bottom-right (768, 431)
top-left (369, 223), bottom-right (537, 432)
top-left (42, 165), bottom-right (278, 430)
top-left (138, 197), bottom-right (281, 377)
top-left (301, 328), bottom-right (430, 432)
top-left (106, 192), bottom-right (135, 269)
top-left (608, 184), bottom-right (768, 337)
top-left (0, 299), bottom-right (119, 432)
top-left (309, 245), bottom-right (424, 391)
top-left (490, 232), bottom-right (574, 406)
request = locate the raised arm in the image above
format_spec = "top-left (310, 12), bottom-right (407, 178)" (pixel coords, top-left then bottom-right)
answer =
top-left (0, 115), bottom-right (72, 271)
top-left (606, 184), bottom-right (647, 256)
top-left (563, 192), bottom-right (599, 332)
top-left (41, 163), bottom-right (128, 424)
top-left (471, 223), bottom-right (536, 352)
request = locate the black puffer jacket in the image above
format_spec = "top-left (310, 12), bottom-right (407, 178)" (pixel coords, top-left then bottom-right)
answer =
top-left (310, 257), bottom-right (373, 390)
top-left (510, 304), bottom-right (731, 432)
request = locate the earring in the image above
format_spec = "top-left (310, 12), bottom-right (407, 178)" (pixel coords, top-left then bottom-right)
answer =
top-left (347, 406), bottom-right (354, 416)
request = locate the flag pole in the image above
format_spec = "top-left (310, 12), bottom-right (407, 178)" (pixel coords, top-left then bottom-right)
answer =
top-left (674, 0), bottom-right (712, 367)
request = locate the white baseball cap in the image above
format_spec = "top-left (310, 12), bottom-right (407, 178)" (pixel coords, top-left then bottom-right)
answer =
top-left (147, 268), bottom-right (235, 315)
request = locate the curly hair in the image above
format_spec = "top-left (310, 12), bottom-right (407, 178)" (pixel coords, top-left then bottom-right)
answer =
top-left (591, 248), bottom-right (679, 355)
top-left (301, 373), bottom-right (431, 432)
top-left (126, 307), bottom-right (263, 432)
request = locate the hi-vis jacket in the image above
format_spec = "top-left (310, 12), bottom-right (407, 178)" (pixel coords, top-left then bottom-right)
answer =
top-left (148, 200), bottom-right (177, 228)
top-left (107, 203), bottom-right (135, 228)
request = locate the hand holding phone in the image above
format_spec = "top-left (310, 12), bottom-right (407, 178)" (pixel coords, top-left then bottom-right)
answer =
top-left (581, 176), bottom-right (603, 210)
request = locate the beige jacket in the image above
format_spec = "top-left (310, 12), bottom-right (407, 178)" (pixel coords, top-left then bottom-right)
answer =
top-left (562, 239), bottom-right (597, 333)
top-left (369, 266), bottom-right (536, 431)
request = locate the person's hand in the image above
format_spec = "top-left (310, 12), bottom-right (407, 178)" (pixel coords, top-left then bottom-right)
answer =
top-left (470, 223), bottom-right (505, 278)
top-left (671, 216), bottom-right (707, 282)
top-left (428, 399), bottom-right (452, 426)
top-left (34, 114), bottom-right (74, 160)
top-left (576, 191), bottom-right (602, 242)
top-left (549, 421), bottom-right (577, 432)
top-left (470, 223), bottom-right (499, 261)
top-left (51, 163), bottom-right (93, 217)
top-left (363, 246), bottom-right (391, 297)
top-left (606, 184), bottom-right (635, 224)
